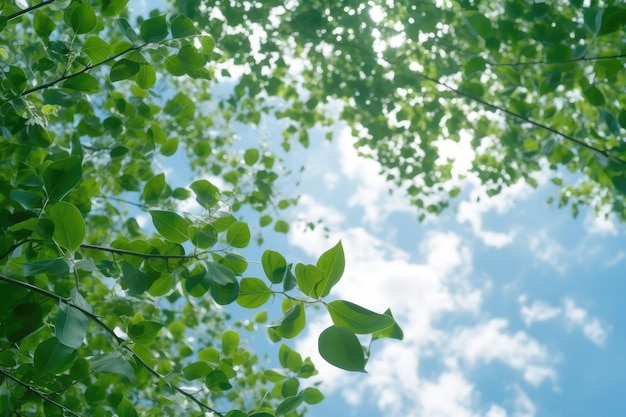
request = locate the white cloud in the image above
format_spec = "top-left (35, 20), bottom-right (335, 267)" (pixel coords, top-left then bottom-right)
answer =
top-left (584, 210), bottom-right (617, 236)
top-left (512, 386), bottom-right (536, 417)
top-left (447, 319), bottom-right (557, 386)
top-left (563, 298), bottom-right (609, 346)
top-left (456, 180), bottom-right (533, 248)
top-left (290, 199), bottom-right (555, 417)
top-left (527, 230), bottom-right (567, 274)
top-left (518, 295), bottom-right (561, 326)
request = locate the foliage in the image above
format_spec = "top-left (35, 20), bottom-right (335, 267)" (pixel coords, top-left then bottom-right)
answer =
top-left (0, 1), bottom-right (401, 416)
top-left (173, 0), bottom-right (626, 221)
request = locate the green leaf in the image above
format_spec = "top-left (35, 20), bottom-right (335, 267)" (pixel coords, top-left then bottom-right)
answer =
top-left (598, 6), bottom-right (626, 36)
top-left (226, 221), bottom-right (250, 248)
top-left (24, 257), bottom-right (69, 276)
top-left (82, 36), bottom-right (111, 61)
top-left (149, 210), bottom-right (191, 244)
top-left (205, 370), bottom-right (232, 391)
top-left (207, 262), bottom-right (239, 305)
top-left (178, 44), bottom-right (206, 72)
top-left (318, 326), bottom-right (366, 372)
top-left (244, 148), bottom-right (260, 165)
top-left (110, 59), bottom-right (141, 82)
top-left (189, 224), bottom-right (217, 249)
top-left (274, 219), bottom-right (290, 233)
top-left (90, 352), bottom-right (135, 380)
top-left (121, 261), bottom-right (149, 296)
top-left (34, 11), bottom-right (56, 37)
top-left (128, 321), bottom-right (164, 344)
top-left (225, 411), bottom-right (248, 417)
top-left (190, 179), bottom-right (220, 208)
top-left (464, 56), bottom-right (486, 75)
top-left (222, 329), bottom-right (240, 355)
top-left (295, 263), bottom-right (324, 298)
top-left (56, 301), bottom-right (89, 349)
top-left (34, 337), bottom-right (76, 375)
top-left (275, 394), bottom-right (304, 417)
top-left (546, 44), bottom-right (571, 62)
top-left (135, 64), bottom-right (157, 89)
top-left (270, 303), bottom-right (305, 339)
top-left (278, 344), bottom-right (302, 373)
top-left (171, 14), bottom-right (199, 38)
top-left (583, 85), bottom-right (605, 106)
top-left (262, 250), bottom-right (287, 284)
top-left (316, 240), bottom-right (345, 297)
top-left (42, 155), bottom-right (82, 202)
top-left (327, 300), bottom-right (394, 334)
top-left (62, 73), bottom-right (100, 93)
top-left (303, 387), bottom-right (325, 404)
top-left (372, 309), bottom-right (404, 340)
top-left (466, 12), bottom-right (491, 38)
top-left (142, 173), bottom-right (166, 203)
top-left (237, 278), bottom-right (271, 308)
top-left (47, 202), bottom-right (85, 253)
top-left (117, 397), bottom-right (138, 417)
top-left (183, 361), bottom-right (212, 380)
top-left (70, 2), bottom-right (97, 34)
top-left (140, 15), bottom-right (169, 43)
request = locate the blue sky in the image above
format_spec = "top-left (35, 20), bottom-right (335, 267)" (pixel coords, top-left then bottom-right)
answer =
top-left (239, 123), bottom-right (623, 417)
top-left (161, 115), bottom-right (624, 416)
top-left (127, 4), bottom-right (625, 415)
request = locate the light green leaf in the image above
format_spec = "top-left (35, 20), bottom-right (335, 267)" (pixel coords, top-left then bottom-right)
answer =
top-left (62, 73), bottom-right (100, 93)
top-left (47, 202), bottom-right (85, 253)
top-left (274, 219), bottom-right (290, 233)
top-left (303, 387), bottom-right (325, 404)
top-left (135, 64), bottom-right (157, 89)
top-left (128, 321), bottom-right (164, 344)
top-left (295, 263), bottom-right (324, 298)
top-left (82, 36), bottom-right (111, 61)
top-left (262, 250), bottom-right (287, 284)
top-left (222, 329), bottom-right (240, 355)
top-left (149, 210), bottom-right (191, 244)
top-left (34, 11), bottom-right (56, 37)
top-left (278, 344), bottom-right (302, 373)
top-left (244, 148), bottom-right (259, 165)
top-left (270, 303), bottom-right (305, 339)
top-left (237, 278), bottom-right (271, 308)
top-left (189, 224), bottom-right (217, 249)
top-left (190, 179), bottom-right (220, 208)
top-left (275, 394), bottom-right (304, 417)
top-left (466, 12), bottom-right (491, 38)
top-left (183, 361), bottom-right (212, 380)
top-left (318, 326), bottom-right (366, 372)
top-left (117, 397), bottom-right (138, 417)
top-left (42, 155), bottom-right (82, 202)
top-left (316, 240), bottom-right (345, 297)
top-left (56, 301), bottom-right (89, 349)
top-left (70, 2), bottom-right (97, 34)
top-left (327, 300), bottom-right (394, 334)
top-left (372, 309), bottom-right (404, 340)
top-left (205, 370), bottom-right (232, 391)
top-left (226, 221), bottom-right (250, 248)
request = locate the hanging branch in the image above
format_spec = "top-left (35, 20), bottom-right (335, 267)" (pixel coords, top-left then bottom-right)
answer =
top-left (6, 0), bottom-right (56, 21)
top-left (0, 274), bottom-right (225, 417)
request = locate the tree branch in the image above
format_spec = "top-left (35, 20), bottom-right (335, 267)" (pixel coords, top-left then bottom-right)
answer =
top-left (488, 52), bottom-right (626, 67)
top-left (80, 243), bottom-right (203, 260)
top-left (0, 274), bottom-right (225, 417)
top-left (6, 0), bottom-right (56, 21)
top-left (0, 369), bottom-right (83, 417)
top-left (0, 238), bottom-right (29, 262)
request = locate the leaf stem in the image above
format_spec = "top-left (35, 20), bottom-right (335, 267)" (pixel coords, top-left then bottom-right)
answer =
top-left (80, 243), bottom-right (203, 259)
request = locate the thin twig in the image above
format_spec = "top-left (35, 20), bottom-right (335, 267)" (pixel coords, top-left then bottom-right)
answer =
top-left (0, 369), bottom-right (83, 417)
top-left (488, 52), bottom-right (626, 67)
top-left (6, 0), bottom-right (56, 21)
top-left (80, 243), bottom-right (202, 260)
top-left (0, 274), bottom-right (225, 417)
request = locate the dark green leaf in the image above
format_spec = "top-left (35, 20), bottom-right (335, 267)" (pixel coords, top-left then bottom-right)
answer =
top-left (275, 395), bottom-right (304, 417)
top-left (583, 85), bottom-right (605, 106)
top-left (90, 352), bottom-right (135, 380)
top-left (205, 370), bottom-right (232, 391)
top-left (372, 309), bottom-right (404, 340)
top-left (140, 15), bottom-right (169, 43)
top-left (278, 344), bottom-right (302, 372)
top-left (110, 59), bottom-right (141, 82)
top-left (34, 11), bottom-right (56, 37)
top-left (318, 326), bottom-right (366, 372)
top-left (43, 155), bottom-right (82, 202)
top-left (190, 179), bottom-right (220, 208)
top-left (327, 300), bottom-right (394, 334)
top-left (598, 6), bottom-right (626, 36)
top-left (34, 337), bottom-right (76, 375)
top-left (62, 73), bottom-right (100, 93)
top-left (56, 301), bottom-right (89, 348)
top-left (171, 14), bottom-right (198, 38)
top-left (270, 303), bottom-right (305, 339)
top-left (128, 321), bottom-right (164, 344)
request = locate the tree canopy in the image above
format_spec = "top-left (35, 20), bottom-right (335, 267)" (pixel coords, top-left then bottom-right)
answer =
top-left (2, 0), bottom-right (626, 416)
top-left (0, 1), bottom-right (402, 416)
